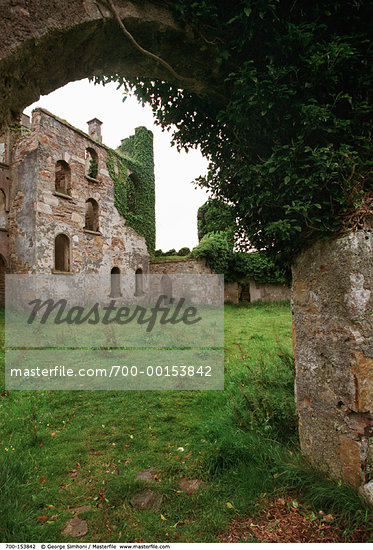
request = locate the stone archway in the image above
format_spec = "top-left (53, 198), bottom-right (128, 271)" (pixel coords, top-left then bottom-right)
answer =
top-left (0, 0), bottom-right (222, 128)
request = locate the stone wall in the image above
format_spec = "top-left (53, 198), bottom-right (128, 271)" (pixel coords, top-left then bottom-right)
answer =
top-left (150, 258), bottom-right (289, 305)
top-left (149, 258), bottom-right (228, 303)
top-left (224, 282), bottom-right (241, 304)
top-left (0, 163), bottom-right (10, 262)
top-left (149, 258), bottom-right (212, 276)
top-left (292, 229), bottom-right (373, 497)
top-left (249, 279), bottom-right (291, 302)
top-left (9, 109), bottom-right (149, 276)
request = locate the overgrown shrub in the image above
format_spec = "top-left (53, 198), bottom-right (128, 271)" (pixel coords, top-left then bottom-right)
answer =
top-left (191, 232), bottom-right (289, 283)
top-left (191, 231), bottom-right (231, 273)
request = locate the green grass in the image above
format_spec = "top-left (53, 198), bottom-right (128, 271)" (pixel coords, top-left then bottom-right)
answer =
top-left (0, 302), bottom-right (371, 542)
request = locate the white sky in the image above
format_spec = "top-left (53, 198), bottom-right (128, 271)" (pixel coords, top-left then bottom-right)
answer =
top-left (24, 79), bottom-right (209, 251)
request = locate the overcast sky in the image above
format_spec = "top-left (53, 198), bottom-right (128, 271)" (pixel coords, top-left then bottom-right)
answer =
top-left (24, 79), bottom-right (209, 251)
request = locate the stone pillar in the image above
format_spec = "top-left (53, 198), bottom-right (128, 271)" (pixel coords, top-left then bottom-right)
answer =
top-left (292, 229), bottom-right (372, 500)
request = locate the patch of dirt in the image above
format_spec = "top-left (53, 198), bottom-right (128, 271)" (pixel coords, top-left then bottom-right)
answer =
top-left (219, 495), bottom-right (368, 543)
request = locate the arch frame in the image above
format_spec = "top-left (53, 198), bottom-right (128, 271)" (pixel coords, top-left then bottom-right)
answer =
top-left (0, 0), bottom-right (221, 129)
top-left (84, 197), bottom-right (100, 232)
top-left (55, 159), bottom-right (72, 196)
top-left (53, 232), bottom-right (72, 273)
top-left (110, 265), bottom-right (122, 298)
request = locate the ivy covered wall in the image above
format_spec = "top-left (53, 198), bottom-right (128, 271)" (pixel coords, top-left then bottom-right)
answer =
top-left (106, 126), bottom-right (155, 251)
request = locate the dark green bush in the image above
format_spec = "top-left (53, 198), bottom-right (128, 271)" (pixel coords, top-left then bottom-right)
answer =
top-left (178, 247), bottom-right (191, 256)
top-left (191, 231), bottom-right (231, 273)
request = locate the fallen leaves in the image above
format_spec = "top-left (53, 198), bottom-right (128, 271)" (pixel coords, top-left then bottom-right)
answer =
top-left (38, 515), bottom-right (48, 524)
top-left (219, 494), bottom-right (366, 543)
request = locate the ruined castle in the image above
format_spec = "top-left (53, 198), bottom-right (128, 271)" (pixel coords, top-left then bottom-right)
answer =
top-left (0, 108), bottom-right (291, 306)
top-left (0, 108), bottom-right (156, 304)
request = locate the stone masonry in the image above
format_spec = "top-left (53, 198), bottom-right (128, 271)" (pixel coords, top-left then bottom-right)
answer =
top-left (249, 279), bottom-right (290, 303)
top-left (0, 108), bottom-right (152, 300)
top-left (292, 229), bottom-right (373, 497)
top-left (149, 258), bottom-right (290, 304)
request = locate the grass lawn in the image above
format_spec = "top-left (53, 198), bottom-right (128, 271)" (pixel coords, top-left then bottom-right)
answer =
top-left (0, 302), bottom-right (371, 542)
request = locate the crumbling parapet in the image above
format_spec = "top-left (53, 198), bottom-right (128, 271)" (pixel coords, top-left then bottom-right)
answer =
top-left (292, 229), bottom-right (373, 500)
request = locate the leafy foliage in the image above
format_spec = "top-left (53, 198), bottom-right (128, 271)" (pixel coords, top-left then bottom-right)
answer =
top-left (177, 247), bottom-right (190, 256)
top-left (106, 126), bottom-right (155, 250)
top-left (229, 250), bottom-right (289, 284)
top-left (153, 247), bottom-right (191, 258)
top-left (198, 199), bottom-right (237, 244)
top-left (191, 231), bottom-right (288, 283)
top-left (95, 0), bottom-right (372, 266)
top-left (191, 231), bottom-right (232, 274)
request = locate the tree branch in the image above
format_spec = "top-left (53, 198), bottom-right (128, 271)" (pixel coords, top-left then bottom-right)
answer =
top-left (99, 0), bottom-right (201, 88)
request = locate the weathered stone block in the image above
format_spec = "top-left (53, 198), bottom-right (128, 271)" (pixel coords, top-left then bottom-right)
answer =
top-left (292, 230), bottom-right (373, 491)
top-left (36, 202), bottom-right (52, 214)
top-left (71, 212), bottom-right (83, 224)
top-left (339, 436), bottom-right (363, 488)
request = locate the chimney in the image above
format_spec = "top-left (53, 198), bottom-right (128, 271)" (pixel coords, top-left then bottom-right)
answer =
top-left (87, 118), bottom-right (103, 142)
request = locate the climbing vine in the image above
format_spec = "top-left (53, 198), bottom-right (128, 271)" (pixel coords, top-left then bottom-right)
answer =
top-left (106, 126), bottom-right (155, 251)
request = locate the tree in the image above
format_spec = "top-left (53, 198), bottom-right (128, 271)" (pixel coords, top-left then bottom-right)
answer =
top-left (197, 198), bottom-right (237, 244)
top-left (96, 0), bottom-right (372, 267)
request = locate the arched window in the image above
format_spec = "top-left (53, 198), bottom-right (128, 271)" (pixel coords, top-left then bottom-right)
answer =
top-left (54, 234), bottom-right (70, 272)
top-left (0, 189), bottom-right (7, 228)
top-left (85, 148), bottom-right (98, 179)
top-left (55, 160), bottom-right (71, 195)
top-left (135, 268), bottom-right (144, 297)
top-left (85, 198), bottom-right (99, 232)
top-left (110, 267), bottom-right (121, 298)
top-left (161, 274), bottom-right (172, 304)
top-left (0, 254), bottom-right (7, 306)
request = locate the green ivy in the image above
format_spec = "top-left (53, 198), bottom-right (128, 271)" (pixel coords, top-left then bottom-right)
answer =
top-left (229, 251), bottom-right (288, 285)
top-left (106, 126), bottom-right (155, 251)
